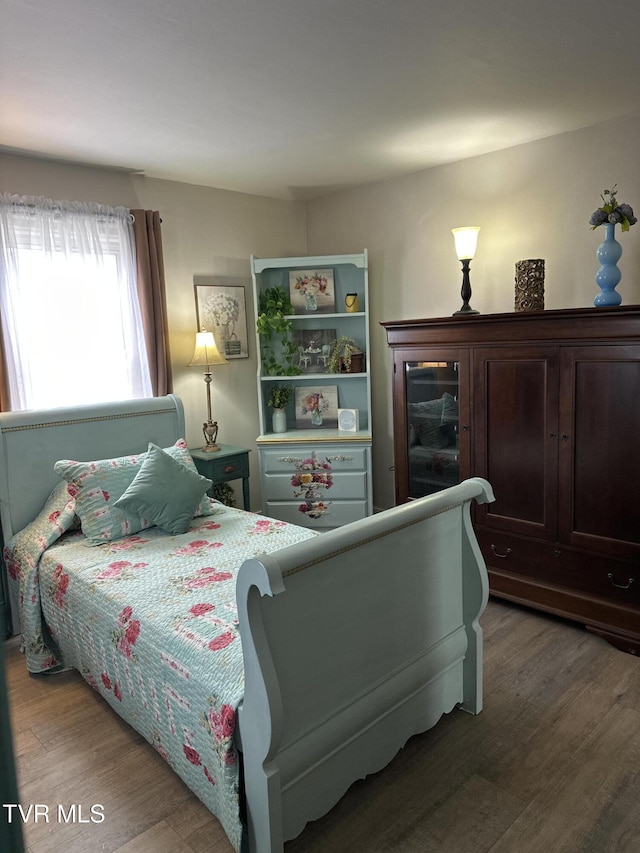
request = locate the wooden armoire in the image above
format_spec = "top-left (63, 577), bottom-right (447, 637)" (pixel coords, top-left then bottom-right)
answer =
top-left (382, 306), bottom-right (640, 654)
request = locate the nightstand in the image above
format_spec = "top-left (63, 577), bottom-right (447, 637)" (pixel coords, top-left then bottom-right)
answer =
top-left (190, 445), bottom-right (251, 510)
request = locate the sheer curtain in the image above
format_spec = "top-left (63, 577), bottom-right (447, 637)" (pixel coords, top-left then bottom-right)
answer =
top-left (0, 194), bottom-right (153, 410)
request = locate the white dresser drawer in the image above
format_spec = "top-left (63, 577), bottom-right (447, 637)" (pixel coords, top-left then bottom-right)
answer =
top-left (264, 500), bottom-right (368, 529)
top-left (264, 471), bottom-right (367, 500)
top-left (261, 446), bottom-right (367, 473)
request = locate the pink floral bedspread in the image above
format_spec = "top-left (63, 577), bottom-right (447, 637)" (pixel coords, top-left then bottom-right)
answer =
top-left (4, 489), bottom-right (316, 852)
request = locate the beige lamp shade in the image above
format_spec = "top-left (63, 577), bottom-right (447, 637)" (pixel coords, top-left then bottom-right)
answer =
top-left (452, 226), bottom-right (480, 260)
top-left (188, 331), bottom-right (228, 367)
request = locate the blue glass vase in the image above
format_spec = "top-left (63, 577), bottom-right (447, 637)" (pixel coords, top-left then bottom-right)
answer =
top-left (594, 222), bottom-right (623, 307)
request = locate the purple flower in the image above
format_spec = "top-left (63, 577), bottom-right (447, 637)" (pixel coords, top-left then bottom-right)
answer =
top-left (589, 185), bottom-right (637, 232)
top-left (618, 203), bottom-right (637, 226)
top-left (589, 209), bottom-right (608, 227)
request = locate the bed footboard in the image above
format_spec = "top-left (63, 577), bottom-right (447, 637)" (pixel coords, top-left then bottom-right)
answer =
top-left (236, 477), bottom-right (493, 853)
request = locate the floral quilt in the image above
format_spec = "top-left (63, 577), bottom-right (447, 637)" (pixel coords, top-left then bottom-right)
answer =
top-left (4, 489), bottom-right (316, 852)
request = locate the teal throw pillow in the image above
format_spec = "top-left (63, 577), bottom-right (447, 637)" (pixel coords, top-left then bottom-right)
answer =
top-left (114, 443), bottom-right (212, 535)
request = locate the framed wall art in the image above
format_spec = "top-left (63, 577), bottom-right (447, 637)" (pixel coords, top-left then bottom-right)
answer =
top-left (295, 384), bottom-right (339, 429)
top-left (194, 280), bottom-right (249, 359)
top-left (292, 328), bottom-right (337, 373)
top-left (288, 269), bottom-right (335, 314)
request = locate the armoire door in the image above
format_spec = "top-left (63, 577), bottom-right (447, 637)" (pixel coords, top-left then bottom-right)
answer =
top-left (391, 348), bottom-right (470, 503)
top-left (473, 346), bottom-right (559, 540)
top-left (559, 345), bottom-right (640, 560)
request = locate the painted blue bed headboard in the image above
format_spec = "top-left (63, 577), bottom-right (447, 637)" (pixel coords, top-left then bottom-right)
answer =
top-left (0, 395), bottom-right (185, 542)
top-left (0, 395), bottom-right (185, 635)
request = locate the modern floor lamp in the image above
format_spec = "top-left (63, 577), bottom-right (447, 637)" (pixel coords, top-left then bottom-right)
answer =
top-left (188, 330), bottom-right (228, 452)
top-left (452, 226), bottom-right (480, 315)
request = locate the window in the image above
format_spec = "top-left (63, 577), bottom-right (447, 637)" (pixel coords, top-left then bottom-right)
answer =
top-left (0, 195), bottom-right (152, 410)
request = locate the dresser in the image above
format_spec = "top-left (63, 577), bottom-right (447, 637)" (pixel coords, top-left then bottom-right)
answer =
top-left (383, 306), bottom-right (640, 654)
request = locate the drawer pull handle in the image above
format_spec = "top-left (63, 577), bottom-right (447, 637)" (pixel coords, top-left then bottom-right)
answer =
top-left (490, 545), bottom-right (512, 559)
top-left (607, 573), bottom-right (635, 590)
top-left (224, 465), bottom-right (236, 473)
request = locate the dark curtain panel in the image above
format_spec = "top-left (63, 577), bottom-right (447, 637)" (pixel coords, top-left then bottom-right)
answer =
top-left (131, 209), bottom-right (173, 396)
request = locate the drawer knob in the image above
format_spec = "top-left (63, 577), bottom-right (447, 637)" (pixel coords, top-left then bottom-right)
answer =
top-left (607, 572), bottom-right (635, 590)
top-left (490, 544), bottom-right (512, 559)
top-left (224, 465), bottom-right (236, 473)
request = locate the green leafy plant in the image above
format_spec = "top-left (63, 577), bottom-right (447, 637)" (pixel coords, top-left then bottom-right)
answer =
top-left (256, 286), bottom-right (302, 376)
top-left (267, 384), bottom-right (294, 409)
top-left (213, 482), bottom-right (236, 507)
top-left (328, 336), bottom-right (362, 373)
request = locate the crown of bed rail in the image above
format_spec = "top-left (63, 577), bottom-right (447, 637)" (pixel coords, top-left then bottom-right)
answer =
top-left (253, 477), bottom-right (495, 581)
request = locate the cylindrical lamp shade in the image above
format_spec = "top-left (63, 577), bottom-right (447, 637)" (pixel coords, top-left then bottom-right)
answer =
top-left (188, 331), bottom-right (228, 368)
top-left (452, 226), bottom-right (481, 260)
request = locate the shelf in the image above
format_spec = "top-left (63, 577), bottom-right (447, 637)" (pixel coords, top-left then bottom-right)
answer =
top-left (252, 253), bottom-right (367, 274)
top-left (284, 312), bottom-right (366, 320)
top-left (261, 373), bottom-right (367, 382)
top-left (257, 429), bottom-right (372, 443)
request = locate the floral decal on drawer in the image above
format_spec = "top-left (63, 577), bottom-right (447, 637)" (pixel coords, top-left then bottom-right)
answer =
top-left (290, 451), bottom-right (333, 519)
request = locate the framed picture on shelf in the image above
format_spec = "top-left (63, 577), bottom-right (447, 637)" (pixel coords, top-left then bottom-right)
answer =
top-left (289, 269), bottom-right (335, 314)
top-left (295, 385), bottom-right (339, 429)
top-left (292, 328), bottom-right (337, 373)
top-left (194, 280), bottom-right (249, 359)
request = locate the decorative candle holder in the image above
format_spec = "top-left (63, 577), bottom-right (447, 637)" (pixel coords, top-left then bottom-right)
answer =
top-left (515, 259), bottom-right (545, 311)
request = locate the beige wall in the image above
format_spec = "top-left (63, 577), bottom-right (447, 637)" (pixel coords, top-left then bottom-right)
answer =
top-left (305, 114), bottom-right (640, 509)
top-left (1, 152), bottom-right (307, 509)
top-left (4, 113), bottom-right (640, 513)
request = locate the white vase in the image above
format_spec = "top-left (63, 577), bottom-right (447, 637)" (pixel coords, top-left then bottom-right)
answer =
top-left (272, 408), bottom-right (287, 433)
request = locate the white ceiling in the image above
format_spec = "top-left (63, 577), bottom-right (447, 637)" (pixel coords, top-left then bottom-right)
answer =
top-left (3, 0), bottom-right (640, 200)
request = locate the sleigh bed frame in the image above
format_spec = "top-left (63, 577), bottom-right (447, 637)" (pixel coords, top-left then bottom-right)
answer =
top-left (0, 395), bottom-right (493, 852)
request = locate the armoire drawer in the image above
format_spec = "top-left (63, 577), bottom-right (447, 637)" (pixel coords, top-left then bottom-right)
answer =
top-left (477, 528), bottom-right (640, 607)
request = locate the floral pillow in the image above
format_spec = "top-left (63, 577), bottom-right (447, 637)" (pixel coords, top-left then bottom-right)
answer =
top-left (54, 439), bottom-right (219, 545)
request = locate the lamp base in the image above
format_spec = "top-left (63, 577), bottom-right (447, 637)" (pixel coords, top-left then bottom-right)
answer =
top-left (453, 305), bottom-right (479, 316)
top-left (202, 420), bottom-right (221, 452)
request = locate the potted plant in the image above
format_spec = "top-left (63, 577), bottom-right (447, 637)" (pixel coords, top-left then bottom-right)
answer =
top-left (256, 286), bottom-right (302, 376)
top-left (267, 384), bottom-right (293, 433)
top-left (328, 336), bottom-right (364, 374)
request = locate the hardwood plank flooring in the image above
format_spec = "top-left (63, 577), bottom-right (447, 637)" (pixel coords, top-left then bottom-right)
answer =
top-left (4, 599), bottom-right (640, 852)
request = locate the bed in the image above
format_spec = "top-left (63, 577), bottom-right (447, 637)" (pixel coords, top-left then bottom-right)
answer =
top-left (0, 395), bottom-right (493, 853)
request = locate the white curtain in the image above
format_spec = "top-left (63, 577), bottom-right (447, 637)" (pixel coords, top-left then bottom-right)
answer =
top-left (0, 194), bottom-right (152, 410)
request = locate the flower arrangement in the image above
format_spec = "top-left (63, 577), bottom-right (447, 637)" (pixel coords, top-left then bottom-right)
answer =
top-left (589, 185), bottom-right (637, 232)
top-left (290, 451), bottom-right (333, 519)
top-left (293, 273), bottom-right (329, 296)
top-left (300, 392), bottom-right (329, 416)
top-left (267, 384), bottom-right (293, 409)
top-left (210, 292), bottom-right (240, 325)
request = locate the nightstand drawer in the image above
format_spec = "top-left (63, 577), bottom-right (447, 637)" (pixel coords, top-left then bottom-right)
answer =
top-left (208, 454), bottom-right (250, 481)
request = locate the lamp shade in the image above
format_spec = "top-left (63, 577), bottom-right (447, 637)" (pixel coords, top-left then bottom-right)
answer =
top-left (188, 331), bottom-right (228, 367)
top-left (452, 226), bottom-right (480, 260)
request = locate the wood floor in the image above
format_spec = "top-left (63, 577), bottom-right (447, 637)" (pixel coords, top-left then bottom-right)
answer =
top-left (5, 598), bottom-right (640, 853)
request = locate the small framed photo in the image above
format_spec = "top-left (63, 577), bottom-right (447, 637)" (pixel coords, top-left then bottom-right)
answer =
top-left (194, 280), bottom-right (249, 359)
top-left (289, 269), bottom-right (336, 314)
top-left (338, 408), bottom-right (360, 432)
top-left (292, 328), bottom-right (337, 373)
top-left (295, 385), bottom-right (339, 429)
